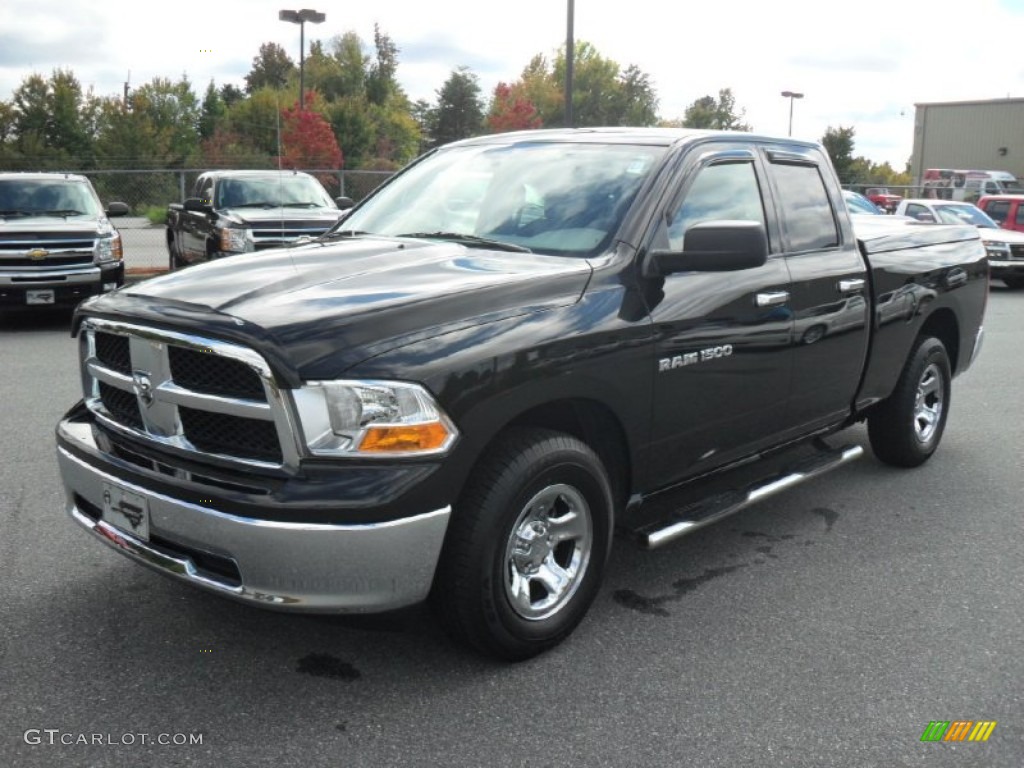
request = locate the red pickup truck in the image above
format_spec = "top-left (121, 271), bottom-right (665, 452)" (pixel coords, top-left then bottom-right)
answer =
top-left (865, 187), bottom-right (903, 213)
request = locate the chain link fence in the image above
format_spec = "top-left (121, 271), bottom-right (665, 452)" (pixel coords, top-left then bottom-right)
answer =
top-left (53, 169), bottom-right (394, 274)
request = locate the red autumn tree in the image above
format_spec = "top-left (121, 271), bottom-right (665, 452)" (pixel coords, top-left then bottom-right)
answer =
top-left (487, 82), bottom-right (542, 133)
top-left (278, 93), bottom-right (343, 170)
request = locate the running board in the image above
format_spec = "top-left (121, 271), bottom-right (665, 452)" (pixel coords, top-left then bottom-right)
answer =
top-left (636, 444), bottom-right (864, 549)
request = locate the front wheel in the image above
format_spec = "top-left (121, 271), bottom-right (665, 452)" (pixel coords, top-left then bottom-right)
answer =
top-left (432, 428), bottom-right (613, 661)
top-left (868, 337), bottom-right (951, 467)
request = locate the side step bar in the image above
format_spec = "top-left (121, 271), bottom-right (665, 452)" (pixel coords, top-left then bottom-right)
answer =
top-left (636, 443), bottom-right (864, 549)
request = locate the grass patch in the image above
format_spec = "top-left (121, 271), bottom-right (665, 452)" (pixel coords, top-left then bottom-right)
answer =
top-left (143, 205), bottom-right (167, 226)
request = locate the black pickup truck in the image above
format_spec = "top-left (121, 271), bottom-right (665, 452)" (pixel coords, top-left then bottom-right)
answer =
top-left (165, 170), bottom-right (351, 270)
top-left (1, 173), bottom-right (128, 308)
top-left (57, 129), bottom-right (987, 660)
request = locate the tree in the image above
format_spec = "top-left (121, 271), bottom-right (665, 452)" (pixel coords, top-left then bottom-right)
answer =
top-left (680, 88), bottom-right (750, 131)
top-left (432, 67), bottom-right (484, 147)
top-left (220, 84), bottom-right (245, 108)
top-left (279, 95), bottom-right (343, 170)
top-left (614, 65), bottom-right (659, 127)
top-left (487, 82), bottom-right (542, 133)
top-left (325, 97), bottom-right (375, 168)
top-left (822, 126), bottom-right (856, 184)
top-left (199, 80), bottom-right (225, 140)
top-left (245, 42), bottom-right (296, 93)
top-left (129, 76), bottom-right (201, 167)
top-left (366, 25), bottom-right (401, 106)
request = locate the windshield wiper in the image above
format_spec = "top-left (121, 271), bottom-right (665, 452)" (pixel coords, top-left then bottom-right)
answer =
top-left (228, 202), bottom-right (277, 209)
top-left (0, 209), bottom-right (32, 218)
top-left (396, 232), bottom-right (532, 253)
top-left (317, 229), bottom-right (372, 241)
top-left (283, 201), bottom-right (322, 208)
top-left (43, 209), bottom-right (88, 216)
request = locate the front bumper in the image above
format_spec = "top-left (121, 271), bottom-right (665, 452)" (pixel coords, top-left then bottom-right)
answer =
top-left (988, 259), bottom-right (1024, 279)
top-left (57, 417), bottom-right (451, 613)
top-left (0, 262), bottom-right (124, 306)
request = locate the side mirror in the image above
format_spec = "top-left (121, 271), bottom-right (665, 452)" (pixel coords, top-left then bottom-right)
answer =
top-left (335, 196), bottom-right (355, 210)
top-left (183, 197), bottom-right (211, 212)
top-left (648, 220), bottom-right (768, 276)
top-left (106, 201), bottom-right (130, 217)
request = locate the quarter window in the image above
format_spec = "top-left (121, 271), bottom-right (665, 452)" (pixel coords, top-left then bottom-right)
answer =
top-left (771, 162), bottom-right (839, 251)
top-left (667, 161), bottom-right (766, 252)
top-left (985, 201), bottom-right (1010, 224)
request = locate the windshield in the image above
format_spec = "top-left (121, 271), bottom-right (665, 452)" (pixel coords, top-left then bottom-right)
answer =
top-left (844, 191), bottom-right (882, 214)
top-left (215, 175), bottom-right (335, 209)
top-left (0, 179), bottom-right (101, 217)
top-left (336, 142), bottom-right (666, 257)
top-left (934, 204), bottom-right (998, 228)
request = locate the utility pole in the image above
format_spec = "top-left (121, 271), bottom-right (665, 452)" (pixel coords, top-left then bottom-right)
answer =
top-left (565, 0), bottom-right (574, 128)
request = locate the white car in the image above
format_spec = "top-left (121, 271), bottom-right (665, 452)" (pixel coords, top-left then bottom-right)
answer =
top-left (896, 198), bottom-right (1024, 289)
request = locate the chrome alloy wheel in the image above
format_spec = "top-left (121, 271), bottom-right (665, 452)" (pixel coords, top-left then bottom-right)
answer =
top-left (503, 484), bottom-right (593, 621)
top-left (914, 362), bottom-right (944, 443)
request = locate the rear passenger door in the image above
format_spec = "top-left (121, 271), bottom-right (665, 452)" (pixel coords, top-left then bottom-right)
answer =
top-left (762, 148), bottom-right (869, 435)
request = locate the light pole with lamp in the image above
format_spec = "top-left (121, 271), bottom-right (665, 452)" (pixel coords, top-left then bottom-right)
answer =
top-left (279, 8), bottom-right (326, 112)
top-left (781, 90), bottom-right (803, 137)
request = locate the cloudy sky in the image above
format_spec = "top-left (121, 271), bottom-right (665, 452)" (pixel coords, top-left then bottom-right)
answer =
top-left (2, 0), bottom-right (1023, 167)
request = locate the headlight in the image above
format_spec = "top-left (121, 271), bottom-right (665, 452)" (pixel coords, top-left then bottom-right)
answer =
top-left (985, 241), bottom-right (1010, 258)
top-left (94, 232), bottom-right (123, 262)
top-left (219, 227), bottom-right (252, 253)
top-left (292, 380), bottom-right (458, 457)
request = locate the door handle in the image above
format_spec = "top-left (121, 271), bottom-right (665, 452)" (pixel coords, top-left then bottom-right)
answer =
top-left (756, 291), bottom-right (790, 308)
top-left (838, 278), bottom-right (866, 295)
top-left (944, 268), bottom-right (968, 289)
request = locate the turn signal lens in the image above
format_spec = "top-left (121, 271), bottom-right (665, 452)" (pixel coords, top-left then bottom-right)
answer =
top-left (358, 422), bottom-right (452, 453)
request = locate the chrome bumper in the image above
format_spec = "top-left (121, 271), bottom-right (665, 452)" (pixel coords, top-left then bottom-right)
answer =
top-left (0, 264), bottom-right (106, 286)
top-left (57, 444), bottom-right (450, 613)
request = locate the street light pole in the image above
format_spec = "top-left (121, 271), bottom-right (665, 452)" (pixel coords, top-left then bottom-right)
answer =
top-left (781, 90), bottom-right (804, 137)
top-left (565, 0), bottom-right (574, 128)
top-left (279, 8), bottom-right (326, 112)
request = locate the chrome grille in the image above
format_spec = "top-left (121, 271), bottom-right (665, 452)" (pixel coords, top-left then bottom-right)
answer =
top-left (0, 231), bottom-right (96, 267)
top-left (80, 319), bottom-right (299, 469)
top-left (250, 221), bottom-right (333, 250)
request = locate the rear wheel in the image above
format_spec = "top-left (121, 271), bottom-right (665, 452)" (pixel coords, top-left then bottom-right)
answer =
top-left (432, 428), bottom-right (613, 661)
top-left (868, 337), bottom-right (951, 467)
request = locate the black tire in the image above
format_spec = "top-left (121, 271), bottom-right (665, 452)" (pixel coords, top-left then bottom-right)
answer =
top-left (168, 240), bottom-right (183, 271)
top-left (432, 428), bottom-right (613, 661)
top-left (868, 337), bottom-right (951, 467)
top-left (1002, 277), bottom-right (1024, 290)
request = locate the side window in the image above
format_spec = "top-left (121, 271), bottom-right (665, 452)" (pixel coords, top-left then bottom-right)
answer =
top-left (985, 201), bottom-right (1009, 223)
top-left (667, 161), bottom-right (766, 252)
top-left (770, 162), bottom-right (839, 251)
top-left (1015, 204), bottom-right (1024, 226)
top-left (905, 203), bottom-right (933, 222)
top-left (199, 179), bottom-right (214, 206)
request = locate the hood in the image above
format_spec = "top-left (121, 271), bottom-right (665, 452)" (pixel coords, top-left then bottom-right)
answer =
top-left (103, 236), bottom-right (592, 378)
top-left (977, 226), bottom-right (1024, 244)
top-left (0, 213), bottom-right (104, 231)
top-left (220, 207), bottom-right (343, 225)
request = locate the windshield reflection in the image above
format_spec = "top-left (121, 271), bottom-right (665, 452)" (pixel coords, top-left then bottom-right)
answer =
top-left (338, 142), bottom-right (666, 257)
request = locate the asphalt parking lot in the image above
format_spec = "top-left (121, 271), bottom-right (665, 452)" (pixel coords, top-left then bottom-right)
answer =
top-left (1, 287), bottom-right (1022, 767)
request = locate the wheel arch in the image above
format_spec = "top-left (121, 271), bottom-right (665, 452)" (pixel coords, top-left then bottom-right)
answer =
top-left (918, 307), bottom-right (960, 374)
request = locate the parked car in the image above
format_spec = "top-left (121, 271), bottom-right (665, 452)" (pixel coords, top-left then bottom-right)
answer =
top-left (843, 190), bottom-right (884, 215)
top-left (166, 170), bottom-right (353, 270)
top-left (58, 129), bottom-right (986, 660)
top-left (865, 187), bottom-right (903, 213)
top-left (977, 194), bottom-right (1024, 232)
top-left (896, 198), bottom-right (1024, 289)
top-left (0, 173), bottom-right (129, 309)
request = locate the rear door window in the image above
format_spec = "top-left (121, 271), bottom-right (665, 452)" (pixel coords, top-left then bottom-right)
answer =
top-left (768, 159), bottom-right (839, 252)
